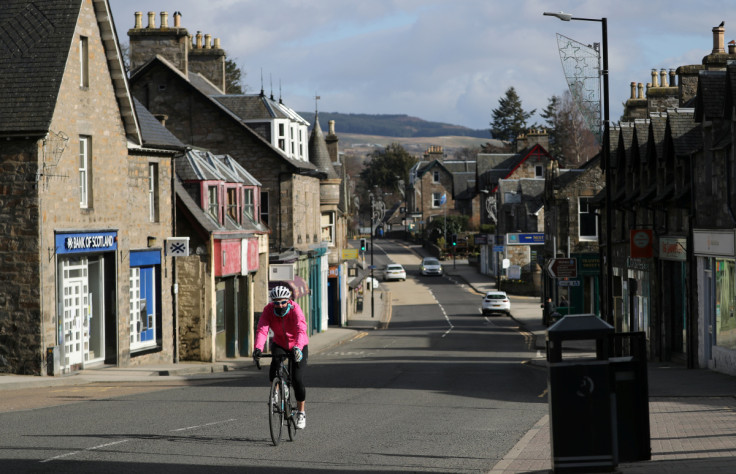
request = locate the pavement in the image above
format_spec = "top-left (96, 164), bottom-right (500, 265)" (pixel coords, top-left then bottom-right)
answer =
top-left (4, 240), bottom-right (736, 473)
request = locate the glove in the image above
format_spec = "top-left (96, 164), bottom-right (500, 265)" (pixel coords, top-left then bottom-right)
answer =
top-left (253, 348), bottom-right (262, 360)
top-left (293, 347), bottom-right (303, 363)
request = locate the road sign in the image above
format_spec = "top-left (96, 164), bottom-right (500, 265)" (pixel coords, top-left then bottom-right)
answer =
top-left (546, 258), bottom-right (577, 278)
top-left (558, 280), bottom-right (581, 287)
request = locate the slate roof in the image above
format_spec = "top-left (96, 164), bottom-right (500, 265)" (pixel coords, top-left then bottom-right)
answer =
top-left (214, 93), bottom-right (309, 125)
top-left (608, 127), bottom-right (620, 169)
top-left (0, 0), bottom-right (138, 140)
top-left (133, 98), bottom-right (186, 150)
top-left (633, 119), bottom-right (649, 167)
top-left (667, 109), bottom-right (701, 157)
top-left (647, 113), bottom-right (667, 164)
top-left (131, 55), bottom-right (317, 173)
top-left (308, 113), bottom-right (339, 179)
top-left (452, 172), bottom-right (476, 200)
top-left (696, 70), bottom-right (726, 122)
top-left (617, 123), bottom-right (635, 172)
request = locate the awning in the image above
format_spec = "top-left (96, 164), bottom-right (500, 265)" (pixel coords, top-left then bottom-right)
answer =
top-left (269, 276), bottom-right (310, 299)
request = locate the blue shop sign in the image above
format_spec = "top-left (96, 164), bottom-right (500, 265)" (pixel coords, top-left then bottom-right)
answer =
top-left (56, 231), bottom-right (117, 254)
top-left (507, 233), bottom-right (545, 245)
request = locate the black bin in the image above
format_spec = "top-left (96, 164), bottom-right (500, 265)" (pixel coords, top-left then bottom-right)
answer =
top-left (356, 296), bottom-right (364, 312)
top-left (547, 314), bottom-right (617, 472)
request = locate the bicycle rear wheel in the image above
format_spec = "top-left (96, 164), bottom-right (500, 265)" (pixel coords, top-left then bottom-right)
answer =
top-left (287, 383), bottom-right (298, 441)
top-left (268, 377), bottom-right (283, 446)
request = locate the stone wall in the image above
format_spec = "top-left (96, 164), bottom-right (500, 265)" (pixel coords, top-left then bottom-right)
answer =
top-left (177, 254), bottom-right (212, 361)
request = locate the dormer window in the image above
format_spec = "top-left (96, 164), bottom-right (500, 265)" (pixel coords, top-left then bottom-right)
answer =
top-left (208, 185), bottom-right (219, 221)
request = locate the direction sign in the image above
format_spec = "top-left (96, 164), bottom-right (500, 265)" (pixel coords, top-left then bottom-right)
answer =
top-left (546, 258), bottom-right (577, 278)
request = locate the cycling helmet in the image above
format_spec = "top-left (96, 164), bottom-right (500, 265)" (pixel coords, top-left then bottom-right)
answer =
top-left (269, 285), bottom-right (292, 301)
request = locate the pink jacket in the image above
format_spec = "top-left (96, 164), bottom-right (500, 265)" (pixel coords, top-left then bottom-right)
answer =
top-left (254, 300), bottom-right (309, 351)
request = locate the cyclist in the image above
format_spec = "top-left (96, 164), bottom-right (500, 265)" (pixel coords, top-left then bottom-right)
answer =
top-left (253, 285), bottom-right (309, 429)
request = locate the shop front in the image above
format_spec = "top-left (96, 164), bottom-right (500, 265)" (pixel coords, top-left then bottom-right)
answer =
top-left (55, 231), bottom-right (118, 372)
top-left (694, 229), bottom-right (736, 374)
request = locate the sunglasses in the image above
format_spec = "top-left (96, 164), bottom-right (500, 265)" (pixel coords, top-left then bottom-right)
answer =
top-left (273, 300), bottom-right (289, 307)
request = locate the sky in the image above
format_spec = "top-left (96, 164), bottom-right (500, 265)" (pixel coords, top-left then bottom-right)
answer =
top-left (110, 0), bottom-right (728, 132)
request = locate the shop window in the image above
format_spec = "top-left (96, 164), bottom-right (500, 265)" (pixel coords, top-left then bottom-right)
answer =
top-left (715, 259), bottom-right (736, 350)
top-left (130, 251), bottom-right (161, 352)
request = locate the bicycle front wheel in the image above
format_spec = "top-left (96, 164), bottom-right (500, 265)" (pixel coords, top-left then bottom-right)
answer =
top-left (287, 383), bottom-right (298, 441)
top-left (268, 377), bottom-right (283, 446)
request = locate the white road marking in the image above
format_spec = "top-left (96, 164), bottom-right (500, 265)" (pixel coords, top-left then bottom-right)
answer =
top-left (429, 289), bottom-right (454, 337)
top-left (40, 439), bottom-right (130, 463)
top-left (170, 419), bottom-right (237, 432)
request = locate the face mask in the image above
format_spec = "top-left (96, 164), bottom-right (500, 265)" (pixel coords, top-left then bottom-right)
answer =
top-left (275, 303), bottom-right (292, 317)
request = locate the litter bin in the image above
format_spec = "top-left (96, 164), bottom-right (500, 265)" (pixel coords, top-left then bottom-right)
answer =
top-left (547, 314), bottom-right (617, 472)
top-left (356, 296), bottom-right (364, 312)
top-left (609, 332), bottom-right (651, 463)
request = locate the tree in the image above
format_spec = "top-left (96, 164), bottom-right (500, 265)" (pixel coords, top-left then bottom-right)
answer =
top-left (540, 95), bottom-right (563, 158)
top-left (490, 87), bottom-right (536, 143)
top-left (359, 143), bottom-right (417, 194)
top-left (552, 91), bottom-right (599, 167)
top-left (225, 57), bottom-right (246, 94)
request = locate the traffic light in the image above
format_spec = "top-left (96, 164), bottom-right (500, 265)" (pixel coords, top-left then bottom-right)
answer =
top-left (451, 234), bottom-right (457, 246)
top-left (360, 238), bottom-right (367, 252)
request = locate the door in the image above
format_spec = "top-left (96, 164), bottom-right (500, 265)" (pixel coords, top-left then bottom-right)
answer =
top-left (62, 277), bottom-right (89, 368)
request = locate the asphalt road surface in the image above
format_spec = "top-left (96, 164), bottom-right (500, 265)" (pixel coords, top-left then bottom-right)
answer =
top-left (0, 241), bottom-right (547, 473)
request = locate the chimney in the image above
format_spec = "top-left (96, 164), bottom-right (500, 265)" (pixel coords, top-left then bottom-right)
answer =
top-left (128, 9), bottom-right (189, 75)
top-left (638, 82), bottom-right (644, 99)
top-left (730, 40), bottom-right (736, 55)
top-left (196, 31), bottom-right (203, 49)
top-left (134, 11), bottom-right (142, 29)
top-left (214, 38), bottom-right (221, 49)
top-left (630, 82), bottom-right (636, 99)
top-left (660, 69), bottom-right (668, 87)
top-left (669, 69), bottom-right (676, 87)
top-left (713, 25), bottom-right (725, 53)
top-left (160, 12), bottom-right (169, 29)
top-left (174, 11), bottom-right (182, 27)
top-left (147, 11), bottom-right (156, 29)
top-left (651, 69), bottom-right (659, 87)
top-left (329, 120), bottom-right (336, 135)
top-left (205, 34), bottom-right (212, 49)
top-left (325, 120), bottom-right (339, 163)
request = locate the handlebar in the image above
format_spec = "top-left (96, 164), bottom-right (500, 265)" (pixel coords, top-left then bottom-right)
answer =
top-left (253, 352), bottom-right (297, 370)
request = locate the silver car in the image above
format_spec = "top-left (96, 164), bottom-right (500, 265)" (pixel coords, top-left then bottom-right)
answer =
top-left (420, 257), bottom-right (443, 276)
top-left (482, 291), bottom-right (511, 315)
top-left (383, 263), bottom-right (407, 281)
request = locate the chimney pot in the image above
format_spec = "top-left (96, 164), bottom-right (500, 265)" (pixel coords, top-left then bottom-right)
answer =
top-left (713, 25), bottom-right (725, 54)
top-left (329, 120), bottom-right (336, 135)
top-left (134, 11), bottom-right (142, 29)
top-left (729, 40), bottom-right (736, 55)
top-left (196, 31), bottom-right (203, 49)
top-left (147, 11), bottom-right (156, 29)
top-left (174, 11), bottom-right (182, 28)
top-left (660, 69), bottom-right (668, 87)
top-left (651, 69), bottom-right (659, 87)
top-left (205, 34), bottom-right (212, 49)
top-left (160, 12), bottom-right (169, 28)
top-left (638, 82), bottom-right (644, 98)
top-left (669, 69), bottom-right (677, 87)
top-left (214, 38), bottom-right (221, 49)
top-left (630, 82), bottom-right (636, 99)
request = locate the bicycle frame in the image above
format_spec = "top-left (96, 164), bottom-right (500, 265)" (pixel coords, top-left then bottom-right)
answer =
top-left (256, 353), bottom-right (297, 444)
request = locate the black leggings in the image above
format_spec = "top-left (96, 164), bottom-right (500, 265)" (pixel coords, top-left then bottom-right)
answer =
top-left (269, 343), bottom-right (307, 402)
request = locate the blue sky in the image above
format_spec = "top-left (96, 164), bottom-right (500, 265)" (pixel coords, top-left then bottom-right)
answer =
top-left (111, 0), bottom-right (726, 131)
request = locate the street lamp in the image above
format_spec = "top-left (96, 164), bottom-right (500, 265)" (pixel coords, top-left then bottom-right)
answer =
top-left (368, 190), bottom-right (386, 319)
top-left (544, 11), bottom-right (613, 324)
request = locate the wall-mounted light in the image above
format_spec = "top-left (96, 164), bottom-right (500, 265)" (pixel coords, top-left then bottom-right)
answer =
top-left (147, 236), bottom-right (157, 247)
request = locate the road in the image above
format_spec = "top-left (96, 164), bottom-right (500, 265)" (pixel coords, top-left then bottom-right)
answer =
top-left (0, 241), bottom-right (547, 473)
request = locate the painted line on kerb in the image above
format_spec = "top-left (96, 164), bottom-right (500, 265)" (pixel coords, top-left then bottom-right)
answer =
top-left (40, 439), bottom-right (130, 463)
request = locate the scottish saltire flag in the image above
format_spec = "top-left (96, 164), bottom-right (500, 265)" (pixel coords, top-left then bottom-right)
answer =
top-left (440, 193), bottom-right (447, 205)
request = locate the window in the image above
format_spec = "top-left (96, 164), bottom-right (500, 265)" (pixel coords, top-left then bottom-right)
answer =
top-left (226, 187), bottom-right (239, 222)
top-left (79, 36), bottom-right (89, 88)
top-left (321, 212), bottom-right (335, 244)
top-left (535, 165), bottom-right (544, 178)
top-left (148, 163), bottom-right (159, 222)
top-left (433, 170), bottom-right (440, 183)
top-left (79, 136), bottom-right (91, 208)
top-left (243, 188), bottom-right (254, 220)
top-left (432, 192), bottom-right (443, 208)
top-left (208, 185), bottom-right (219, 221)
top-left (278, 123), bottom-right (286, 151)
top-left (129, 256), bottom-right (159, 352)
top-left (260, 191), bottom-right (269, 225)
top-left (579, 197), bottom-right (598, 240)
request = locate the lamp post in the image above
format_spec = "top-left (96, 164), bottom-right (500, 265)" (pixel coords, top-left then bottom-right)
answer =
top-left (544, 11), bottom-right (612, 324)
top-left (368, 190), bottom-right (386, 319)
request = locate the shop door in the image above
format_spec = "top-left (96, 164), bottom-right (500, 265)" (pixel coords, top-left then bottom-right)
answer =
top-left (62, 277), bottom-right (89, 368)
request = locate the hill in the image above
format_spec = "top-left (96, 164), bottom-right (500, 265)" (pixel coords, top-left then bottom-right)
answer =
top-left (299, 112), bottom-right (489, 139)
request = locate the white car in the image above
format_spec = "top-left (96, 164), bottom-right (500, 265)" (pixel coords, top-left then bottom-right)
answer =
top-left (481, 291), bottom-right (511, 315)
top-left (420, 257), bottom-right (443, 276)
top-left (383, 263), bottom-right (407, 281)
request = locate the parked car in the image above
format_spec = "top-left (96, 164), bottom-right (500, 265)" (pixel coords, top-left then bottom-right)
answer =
top-left (420, 257), bottom-right (443, 276)
top-left (481, 291), bottom-right (511, 315)
top-left (384, 263), bottom-right (407, 281)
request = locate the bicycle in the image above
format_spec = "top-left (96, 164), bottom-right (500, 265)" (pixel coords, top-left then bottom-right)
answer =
top-left (255, 353), bottom-right (298, 445)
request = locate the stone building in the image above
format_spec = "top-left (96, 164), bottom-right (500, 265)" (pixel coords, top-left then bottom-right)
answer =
top-left (126, 11), bottom-right (331, 335)
top-left (0, 0), bottom-right (180, 374)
